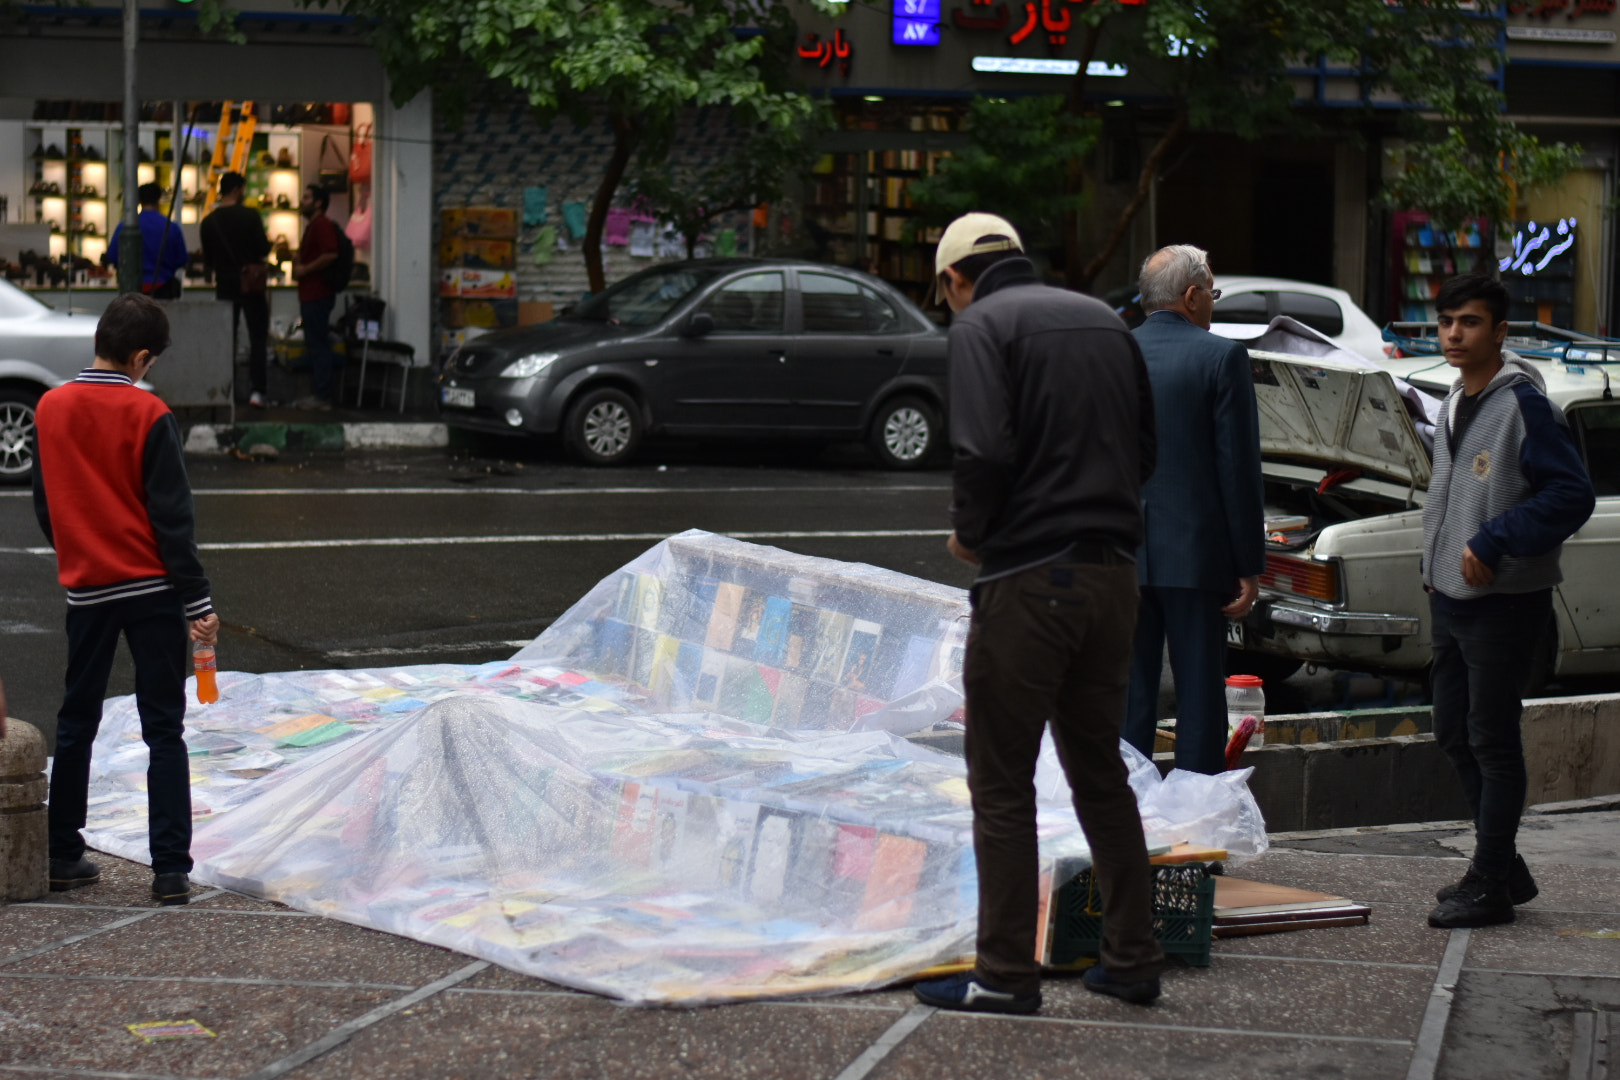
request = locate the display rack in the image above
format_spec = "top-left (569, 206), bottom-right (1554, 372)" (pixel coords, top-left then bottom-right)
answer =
top-left (1388, 210), bottom-right (1487, 324)
top-left (806, 148), bottom-right (947, 304)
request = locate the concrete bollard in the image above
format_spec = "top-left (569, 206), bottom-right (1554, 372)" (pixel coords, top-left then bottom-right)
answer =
top-left (0, 719), bottom-right (49, 902)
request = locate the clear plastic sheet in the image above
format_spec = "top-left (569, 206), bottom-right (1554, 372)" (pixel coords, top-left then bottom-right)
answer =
top-left (74, 531), bottom-right (1267, 1004)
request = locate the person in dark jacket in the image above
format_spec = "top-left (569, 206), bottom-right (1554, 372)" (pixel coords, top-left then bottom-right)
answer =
top-left (913, 213), bottom-right (1164, 1016)
top-left (1122, 245), bottom-right (1264, 774)
top-left (33, 294), bottom-right (219, 907)
top-left (1422, 273), bottom-right (1594, 929)
top-left (107, 183), bottom-right (187, 298)
top-left (201, 172), bottom-right (274, 407)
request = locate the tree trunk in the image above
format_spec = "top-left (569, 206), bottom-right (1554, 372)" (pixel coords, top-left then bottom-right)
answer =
top-left (584, 112), bottom-right (640, 294)
top-left (1061, 22), bottom-right (1103, 290)
top-left (1077, 109), bottom-right (1186, 292)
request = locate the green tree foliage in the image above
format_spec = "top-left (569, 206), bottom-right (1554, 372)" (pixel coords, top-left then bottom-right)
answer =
top-left (904, 96), bottom-right (1098, 254)
top-left (1060, 0), bottom-right (1576, 288)
top-left (321, 0), bottom-right (825, 291)
top-left (628, 112), bottom-right (825, 260)
top-left (1382, 126), bottom-right (1583, 236)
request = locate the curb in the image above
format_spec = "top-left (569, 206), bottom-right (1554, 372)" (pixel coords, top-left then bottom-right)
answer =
top-left (184, 423), bottom-right (449, 455)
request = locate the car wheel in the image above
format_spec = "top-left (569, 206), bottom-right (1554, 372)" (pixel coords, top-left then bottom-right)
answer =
top-left (868, 395), bottom-right (940, 470)
top-left (1223, 649), bottom-right (1303, 685)
top-left (0, 388), bottom-right (41, 485)
top-left (565, 387), bottom-right (643, 466)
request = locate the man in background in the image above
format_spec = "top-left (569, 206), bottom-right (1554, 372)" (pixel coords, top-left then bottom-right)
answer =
top-left (912, 213), bottom-right (1164, 1015)
top-left (1123, 244), bottom-right (1264, 775)
top-left (200, 172), bottom-right (273, 408)
top-left (291, 185), bottom-right (340, 410)
top-left (107, 183), bottom-right (187, 298)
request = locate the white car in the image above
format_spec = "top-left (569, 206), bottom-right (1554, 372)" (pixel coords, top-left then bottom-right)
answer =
top-left (0, 278), bottom-right (99, 482)
top-left (1209, 277), bottom-right (1389, 366)
top-left (1227, 346), bottom-right (1620, 690)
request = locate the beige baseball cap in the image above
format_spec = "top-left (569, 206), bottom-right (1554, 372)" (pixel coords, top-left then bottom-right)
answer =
top-left (929, 212), bottom-right (1023, 304)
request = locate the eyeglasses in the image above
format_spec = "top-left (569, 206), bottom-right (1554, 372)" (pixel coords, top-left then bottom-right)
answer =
top-left (1190, 284), bottom-right (1223, 301)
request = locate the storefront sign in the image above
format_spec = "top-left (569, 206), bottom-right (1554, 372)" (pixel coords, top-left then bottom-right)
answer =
top-left (1506, 25), bottom-right (1617, 40)
top-left (798, 29), bottom-right (853, 74)
top-left (1506, 1), bottom-right (1616, 16)
top-left (1500, 218), bottom-right (1577, 276)
top-left (971, 56), bottom-right (1127, 75)
top-left (894, 0), bottom-right (942, 45)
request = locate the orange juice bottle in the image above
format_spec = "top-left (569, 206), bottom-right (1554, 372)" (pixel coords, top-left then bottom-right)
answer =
top-left (193, 641), bottom-right (219, 705)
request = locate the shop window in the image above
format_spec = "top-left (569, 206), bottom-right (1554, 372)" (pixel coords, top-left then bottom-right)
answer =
top-left (1212, 291), bottom-right (1271, 324)
top-left (699, 272), bottom-right (785, 333)
top-left (800, 272), bottom-right (901, 334)
top-left (1568, 402), bottom-right (1620, 497)
top-left (1278, 292), bottom-right (1344, 337)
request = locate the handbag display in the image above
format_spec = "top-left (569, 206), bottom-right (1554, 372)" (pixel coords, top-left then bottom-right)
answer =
top-left (317, 134), bottom-right (349, 195)
top-left (349, 123), bottom-right (372, 184)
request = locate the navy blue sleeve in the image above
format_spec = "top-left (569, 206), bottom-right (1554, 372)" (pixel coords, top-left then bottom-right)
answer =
top-left (142, 413), bottom-right (214, 619)
top-left (1468, 384), bottom-right (1596, 566)
top-left (1213, 340), bottom-right (1265, 579)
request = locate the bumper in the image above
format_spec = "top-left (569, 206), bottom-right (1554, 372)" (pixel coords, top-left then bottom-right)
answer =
top-left (436, 376), bottom-right (559, 435)
top-left (1265, 602), bottom-right (1419, 637)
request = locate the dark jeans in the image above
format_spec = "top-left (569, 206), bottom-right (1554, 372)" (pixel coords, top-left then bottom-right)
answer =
top-left (49, 590), bottom-right (193, 875)
top-left (1429, 590), bottom-right (1551, 882)
top-left (1123, 586), bottom-right (1229, 775)
top-left (964, 557), bottom-right (1164, 997)
top-left (302, 296), bottom-right (338, 403)
top-left (234, 293), bottom-right (271, 395)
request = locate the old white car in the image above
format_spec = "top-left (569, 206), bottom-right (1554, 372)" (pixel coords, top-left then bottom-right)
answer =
top-left (1227, 343), bottom-right (1619, 690)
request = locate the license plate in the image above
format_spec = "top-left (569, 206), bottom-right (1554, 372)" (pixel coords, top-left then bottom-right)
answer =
top-left (1226, 620), bottom-right (1246, 647)
top-left (441, 387), bottom-right (475, 408)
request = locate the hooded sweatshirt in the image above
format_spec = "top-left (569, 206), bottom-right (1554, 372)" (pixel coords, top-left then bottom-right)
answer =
top-left (1420, 350), bottom-right (1595, 612)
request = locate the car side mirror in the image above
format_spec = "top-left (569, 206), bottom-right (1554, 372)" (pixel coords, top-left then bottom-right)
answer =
top-left (684, 311), bottom-right (714, 339)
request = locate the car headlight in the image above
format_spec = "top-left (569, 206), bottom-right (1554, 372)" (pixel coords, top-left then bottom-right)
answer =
top-left (500, 352), bottom-right (560, 379)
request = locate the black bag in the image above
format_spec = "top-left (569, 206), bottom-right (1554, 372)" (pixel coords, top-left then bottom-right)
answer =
top-left (317, 134), bottom-right (349, 195)
top-left (324, 227), bottom-right (355, 294)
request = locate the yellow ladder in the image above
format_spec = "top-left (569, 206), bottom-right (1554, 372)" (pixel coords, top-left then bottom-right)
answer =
top-left (200, 101), bottom-right (257, 217)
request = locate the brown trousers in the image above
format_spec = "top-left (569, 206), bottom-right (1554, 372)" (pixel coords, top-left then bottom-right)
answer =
top-left (964, 557), bottom-right (1164, 996)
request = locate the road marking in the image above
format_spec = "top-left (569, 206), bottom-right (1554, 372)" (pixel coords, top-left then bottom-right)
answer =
top-left (242, 960), bottom-right (489, 1080)
top-left (325, 639), bottom-right (534, 659)
top-left (0, 484), bottom-right (946, 498)
top-left (5, 529), bottom-right (950, 557)
top-left (832, 1004), bottom-right (936, 1080)
top-left (1406, 927), bottom-right (1470, 1080)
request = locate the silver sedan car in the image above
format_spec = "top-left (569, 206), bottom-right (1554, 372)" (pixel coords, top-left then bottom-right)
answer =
top-left (0, 279), bottom-right (99, 482)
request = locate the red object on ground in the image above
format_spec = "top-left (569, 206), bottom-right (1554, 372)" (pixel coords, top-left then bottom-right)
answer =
top-left (1225, 715), bottom-right (1258, 770)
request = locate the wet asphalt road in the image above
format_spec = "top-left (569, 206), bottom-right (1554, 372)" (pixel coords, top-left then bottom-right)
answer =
top-left (2, 438), bottom-right (973, 745)
top-left (9, 434), bottom-right (1609, 748)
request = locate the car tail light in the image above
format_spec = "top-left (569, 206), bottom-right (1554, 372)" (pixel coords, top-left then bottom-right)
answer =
top-left (1259, 553), bottom-right (1339, 602)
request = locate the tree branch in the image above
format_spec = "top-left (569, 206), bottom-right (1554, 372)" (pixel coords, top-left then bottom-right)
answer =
top-left (1079, 109), bottom-right (1186, 291)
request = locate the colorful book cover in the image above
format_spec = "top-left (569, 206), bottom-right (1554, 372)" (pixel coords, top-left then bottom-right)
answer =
top-left (894, 634), bottom-right (937, 698)
top-left (770, 673), bottom-right (809, 729)
top-left (646, 635), bottom-right (682, 701)
top-left (754, 597), bottom-right (793, 666)
top-left (652, 787), bottom-right (689, 871)
top-left (632, 574), bottom-right (663, 631)
top-left (734, 593), bottom-right (766, 653)
top-left (841, 620), bottom-right (881, 692)
top-left (747, 808), bottom-right (798, 905)
top-left (705, 582), bottom-right (747, 650)
top-left (809, 611), bottom-right (853, 683)
top-left (855, 834), bottom-right (928, 931)
top-left (786, 604), bottom-right (819, 670)
top-left (256, 713), bottom-right (340, 740)
top-left (718, 660), bottom-right (776, 725)
top-left (693, 649), bottom-right (728, 708)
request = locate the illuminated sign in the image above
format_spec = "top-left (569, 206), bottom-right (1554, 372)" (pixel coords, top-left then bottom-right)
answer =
top-left (1506, 1), bottom-right (1615, 15)
top-left (798, 29), bottom-right (853, 75)
top-left (1500, 218), bottom-right (1577, 276)
top-left (971, 56), bottom-right (1128, 75)
top-left (894, 0), bottom-right (941, 45)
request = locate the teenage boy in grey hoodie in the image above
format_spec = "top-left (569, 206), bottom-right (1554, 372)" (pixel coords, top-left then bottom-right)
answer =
top-left (1422, 274), bottom-right (1594, 929)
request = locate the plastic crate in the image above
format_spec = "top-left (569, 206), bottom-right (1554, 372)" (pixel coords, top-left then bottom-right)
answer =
top-left (1049, 863), bottom-right (1215, 968)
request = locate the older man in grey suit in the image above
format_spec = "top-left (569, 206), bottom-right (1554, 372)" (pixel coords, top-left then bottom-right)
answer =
top-left (1123, 245), bottom-right (1264, 774)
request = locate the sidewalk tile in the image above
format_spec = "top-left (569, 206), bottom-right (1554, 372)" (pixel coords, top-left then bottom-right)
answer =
top-left (1035, 958), bottom-right (1433, 1041)
top-left (10, 909), bottom-right (464, 986)
top-left (1, 906), bottom-right (135, 957)
top-left (1237, 849), bottom-right (1466, 906)
top-left (874, 1015), bottom-right (1412, 1080)
top-left (1211, 901), bottom-right (1448, 965)
top-left (0, 974), bottom-right (396, 1079)
top-left (1462, 908), bottom-right (1620, 976)
top-left (292, 991), bottom-right (904, 1080)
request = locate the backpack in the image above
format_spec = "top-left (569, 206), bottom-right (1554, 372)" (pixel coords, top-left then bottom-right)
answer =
top-left (324, 225), bottom-right (355, 294)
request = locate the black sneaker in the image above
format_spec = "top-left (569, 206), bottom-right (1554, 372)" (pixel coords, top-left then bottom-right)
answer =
top-left (913, 972), bottom-right (1040, 1015)
top-left (48, 856), bottom-right (100, 891)
top-left (152, 872), bottom-right (191, 906)
top-left (1082, 963), bottom-right (1162, 1005)
top-left (1428, 877), bottom-right (1513, 929)
top-left (1436, 855), bottom-right (1538, 906)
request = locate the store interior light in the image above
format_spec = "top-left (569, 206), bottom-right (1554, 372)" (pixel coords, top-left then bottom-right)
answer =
top-left (1106, 99), bottom-right (1126, 107)
top-left (864, 95), bottom-right (884, 102)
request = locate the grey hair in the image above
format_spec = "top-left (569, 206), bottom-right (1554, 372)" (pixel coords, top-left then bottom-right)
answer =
top-left (1139, 244), bottom-right (1212, 311)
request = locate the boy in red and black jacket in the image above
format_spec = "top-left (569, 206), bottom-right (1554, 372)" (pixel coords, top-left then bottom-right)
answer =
top-left (32, 293), bottom-right (219, 906)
